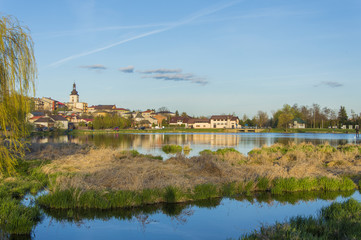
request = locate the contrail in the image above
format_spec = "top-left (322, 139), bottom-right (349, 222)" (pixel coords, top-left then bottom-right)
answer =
top-left (48, 0), bottom-right (242, 67)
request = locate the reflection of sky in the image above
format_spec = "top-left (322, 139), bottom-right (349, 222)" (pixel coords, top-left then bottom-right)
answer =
top-left (32, 133), bottom-right (360, 158)
top-left (33, 192), bottom-right (361, 240)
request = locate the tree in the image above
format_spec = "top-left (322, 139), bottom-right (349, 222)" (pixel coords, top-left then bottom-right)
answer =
top-left (338, 106), bottom-right (348, 126)
top-left (255, 110), bottom-right (268, 127)
top-left (181, 112), bottom-right (188, 117)
top-left (158, 106), bottom-right (169, 112)
top-left (0, 16), bottom-right (36, 174)
top-left (277, 112), bottom-right (294, 130)
top-left (175, 110), bottom-right (179, 117)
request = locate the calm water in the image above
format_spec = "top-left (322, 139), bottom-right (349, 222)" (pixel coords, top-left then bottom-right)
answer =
top-left (21, 191), bottom-right (358, 240)
top-left (32, 132), bottom-right (360, 157)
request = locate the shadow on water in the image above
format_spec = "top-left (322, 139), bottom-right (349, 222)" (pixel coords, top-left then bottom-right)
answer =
top-left (4, 191), bottom-right (356, 240)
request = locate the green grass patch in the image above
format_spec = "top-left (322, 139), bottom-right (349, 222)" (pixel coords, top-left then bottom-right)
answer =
top-left (162, 145), bottom-right (183, 154)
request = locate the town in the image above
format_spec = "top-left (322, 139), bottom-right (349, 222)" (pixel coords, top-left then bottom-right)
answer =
top-left (29, 83), bottom-right (359, 132)
top-left (29, 83), bottom-right (244, 131)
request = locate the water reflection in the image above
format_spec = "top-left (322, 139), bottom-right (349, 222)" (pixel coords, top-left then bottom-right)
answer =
top-left (6, 191), bottom-right (358, 240)
top-left (31, 133), bottom-right (360, 156)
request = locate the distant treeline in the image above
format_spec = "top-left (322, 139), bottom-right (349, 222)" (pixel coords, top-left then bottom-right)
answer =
top-left (241, 104), bottom-right (360, 128)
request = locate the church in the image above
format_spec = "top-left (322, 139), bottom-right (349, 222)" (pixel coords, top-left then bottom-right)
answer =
top-left (66, 83), bottom-right (88, 112)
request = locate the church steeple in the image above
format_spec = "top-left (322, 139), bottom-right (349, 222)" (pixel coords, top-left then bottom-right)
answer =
top-left (71, 82), bottom-right (79, 96)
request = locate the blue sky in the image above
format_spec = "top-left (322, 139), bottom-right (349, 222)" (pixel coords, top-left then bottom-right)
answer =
top-left (1, 0), bottom-right (361, 117)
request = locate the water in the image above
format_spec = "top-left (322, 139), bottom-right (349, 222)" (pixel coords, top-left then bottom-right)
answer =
top-left (28, 191), bottom-right (360, 240)
top-left (32, 132), bottom-right (360, 157)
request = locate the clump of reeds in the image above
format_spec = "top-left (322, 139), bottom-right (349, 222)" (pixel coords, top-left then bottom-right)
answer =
top-left (271, 177), bottom-right (356, 194)
top-left (162, 145), bottom-right (183, 154)
top-left (241, 198), bottom-right (361, 239)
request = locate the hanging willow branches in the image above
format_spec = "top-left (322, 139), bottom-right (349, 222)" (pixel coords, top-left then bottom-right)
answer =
top-left (0, 15), bottom-right (36, 174)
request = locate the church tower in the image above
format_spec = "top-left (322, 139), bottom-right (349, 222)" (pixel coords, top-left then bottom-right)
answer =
top-left (69, 82), bottom-right (79, 104)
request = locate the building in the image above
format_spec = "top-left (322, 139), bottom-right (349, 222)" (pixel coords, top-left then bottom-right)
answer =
top-left (188, 118), bottom-right (211, 129)
top-left (33, 115), bottom-right (69, 130)
top-left (169, 116), bottom-right (192, 127)
top-left (210, 115), bottom-right (239, 129)
top-left (289, 118), bottom-right (306, 129)
top-left (66, 83), bottom-right (88, 113)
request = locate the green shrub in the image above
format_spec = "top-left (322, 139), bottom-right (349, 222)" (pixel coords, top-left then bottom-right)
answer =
top-left (162, 145), bottom-right (182, 154)
top-left (215, 148), bottom-right (240, 155)
top-left (199, 149), bottom-right (214, 155)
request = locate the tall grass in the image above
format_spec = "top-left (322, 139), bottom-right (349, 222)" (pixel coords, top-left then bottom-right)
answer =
top-left (241, 198), bottom-right (361, 239)
top-left (37, 175), bottom-right (357, 210)
top-left (0, 198), bottom-right (41, 235)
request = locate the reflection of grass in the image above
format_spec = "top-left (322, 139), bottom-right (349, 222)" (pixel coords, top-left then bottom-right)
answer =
top-left (241, 198), bottom-right (361, 239)
top-left (162, 145), bottom-right (182, 154)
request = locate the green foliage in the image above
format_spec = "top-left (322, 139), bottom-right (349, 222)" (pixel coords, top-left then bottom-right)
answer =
top-left (193, 183), bottom-right (218, 200)
top-left (199, 149), bottom-right (214, 155)
top-left (92, 115), bottom-right (131, 129)
top-left (215, 148), bottom-right (240, 155)
top-left (162, 145), bottom-right (182, 154)
top-left (163, 186), bottom-right (184, 203)
top-left (0, 15), bottom-right (37, 174)
top-left (256, 177), bottom-right (270, 191)
top-left (0, 198), bottom-right (41, 235)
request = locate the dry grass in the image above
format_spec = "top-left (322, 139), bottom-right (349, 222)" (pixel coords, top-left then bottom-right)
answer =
top-left (33, 142), bottom-right (361, 192)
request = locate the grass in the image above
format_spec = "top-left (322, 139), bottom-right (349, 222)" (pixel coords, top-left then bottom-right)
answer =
top-left (241, 198), bottom-right (361, 239)
top-left (0, 198), bottom-right (41, 235)
top-left (37, 176), bottom-right (357, 210)
top-left (162, 145), bottom-right (183, 154)
top-left (0, 159), bottom-right (47, 235)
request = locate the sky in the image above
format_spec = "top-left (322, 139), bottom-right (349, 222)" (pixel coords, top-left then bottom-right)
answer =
top-left (1, 0), bottom-right (361, 117)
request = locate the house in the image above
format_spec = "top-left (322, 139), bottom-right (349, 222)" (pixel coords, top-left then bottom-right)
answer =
top-left (33, 117), bottom-right (55, 129)
top-left (88, 105), bottom-right (116, 113)
top-left (40, 97), bottom-right (60, 111)
top-left (50, 115), bottom-right (69, 129)
top-left (152, 114), bottom-right (167, 127)
top-left (114, 108), bottom-right (130, 117)
top-left (210, 115), bottom-right (239, 129)
top-left (33, 115), bottom-right (69, 130)
top-left (188, 118), bottom-right (211, 129)
top-left (289, 118), bottom-right (306, 129)
top-left (169, 117), bottom-right (192, 127)
top-left (141, 109), bottom-right (155, 118)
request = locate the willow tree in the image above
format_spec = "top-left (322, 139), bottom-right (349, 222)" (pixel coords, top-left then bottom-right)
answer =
top-left (0, 16), bottom-right (36, 174)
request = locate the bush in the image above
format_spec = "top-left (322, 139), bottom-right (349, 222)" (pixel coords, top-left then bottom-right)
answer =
top-left (162, 145), bottom-right (182, 154)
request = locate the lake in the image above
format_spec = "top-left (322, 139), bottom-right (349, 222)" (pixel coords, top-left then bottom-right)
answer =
top-left (32, 132), bottom-right (360, 157)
